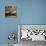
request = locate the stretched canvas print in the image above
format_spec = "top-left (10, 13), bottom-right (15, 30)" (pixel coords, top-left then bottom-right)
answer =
top-left (18, 25), bottom-right (46, 46)
top-left (18, 25), bottom-right (46, 41)
top-left (5, 6), bottom-right (16, 17)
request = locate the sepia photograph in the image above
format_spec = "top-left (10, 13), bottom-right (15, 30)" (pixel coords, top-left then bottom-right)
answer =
top-left (5, 6), bottom-right (16, 17)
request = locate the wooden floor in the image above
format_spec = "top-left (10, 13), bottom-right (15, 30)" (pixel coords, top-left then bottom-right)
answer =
top-left (19, 40), bottom-right (46, 46)
top-left (0, 40), bottom-right (46, 46)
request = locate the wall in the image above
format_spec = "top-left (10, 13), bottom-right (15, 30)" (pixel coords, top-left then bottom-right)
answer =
top-left (0, 0), bottom-right (22, 44)
top-left (0, 0), bottom-right (46, 44)
top-left (21, 0), bottom-right (46, 24)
